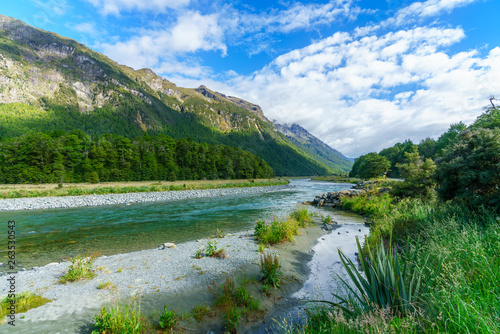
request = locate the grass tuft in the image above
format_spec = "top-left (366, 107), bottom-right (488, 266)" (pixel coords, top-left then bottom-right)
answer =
top-left (58, 251), bottom-right (99, 284)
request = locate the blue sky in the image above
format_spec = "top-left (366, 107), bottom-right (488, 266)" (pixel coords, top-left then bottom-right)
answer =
top-left (2, 0), bottom-right (500, 157)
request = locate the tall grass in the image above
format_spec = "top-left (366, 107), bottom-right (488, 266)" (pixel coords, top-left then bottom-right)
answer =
top-left (91, 300), bottom-right (148, 334)
top-left (254, 207), bottom-right (314, 245)
top-left (299, 196), bottom-right (500, 333)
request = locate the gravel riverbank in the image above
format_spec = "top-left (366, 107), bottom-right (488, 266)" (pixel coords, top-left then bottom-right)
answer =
top-left (0, 184), bottom-right (293, 211)
top-left (0, 230), bottom-right (263, 333)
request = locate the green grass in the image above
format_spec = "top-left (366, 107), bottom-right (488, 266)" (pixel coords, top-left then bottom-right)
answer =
top-left (192, 304), bottom-right (214, 322)
top-left (254, 206), bottom-right (315, 245)
top-left (58, 251), bottom-right (98, 284)
top-left (0, 292), bottom-right (51, 323)
top-left (208, 277), bottom-right (260, 333)
top-left (91, 300), bottom-right (149, 334)
top-left (97, 281), bottom-right (117, 290)
top-left (296, 196), bottom-right (500, 334)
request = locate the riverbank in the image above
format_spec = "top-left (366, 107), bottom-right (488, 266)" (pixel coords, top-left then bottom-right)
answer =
top-left (0, 178), bottom-right (289, 200)
top-left (0, 183), bottom-right (292, 211)
top-left (0, 217), bottom-right (329, 334)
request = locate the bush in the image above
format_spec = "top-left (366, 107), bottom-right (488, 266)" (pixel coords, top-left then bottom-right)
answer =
top-left (259, 253), bottom-right (282, 288)
top-left (435, 127), bottom-right (500, 211)
top-left (59, 251), bottom-right (98, 284)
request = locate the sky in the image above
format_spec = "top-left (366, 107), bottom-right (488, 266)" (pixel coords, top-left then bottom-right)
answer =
top-left (2, 0), bottom-right (500, 158)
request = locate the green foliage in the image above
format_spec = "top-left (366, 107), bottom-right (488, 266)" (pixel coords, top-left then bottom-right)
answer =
top-left (58, 251), bottom-right (98, 284)
top-left (192, 304), bottom-right (214, 322)
top-left (349, 153), bottom-right (391, 179)
top-left (390, 147), bottom-right (437, 201)
top-left (97, 281), bottom-right (116, 290)
top-left (92, 302), bottom-right (146, 334)
top-left (287, 305), bottom-right (419, 334)
top-left (435, 128), bottom-right (500, 211)
top-left (289, 207), bottom-right (314, 228)
top-left (254, 217), bottom-right (298, 245)
top-left (323, 237), bottom-right (440, 318)
top-left (206, 240), bottom-right (218, 257)
top-left (470, 107), bottom-right (500, 130)
top-left (87, 171), bottom-right (100, 184)
top-left (341, 193), bottom-right (394, 219)
top-left (158, 304), bottom-right (177, 330)
top-left (208, 277), bottom-right (259, 333)
top-left (0, 131), bottom-right (274, 184)
top-left (379, 140), bottom-right (417, 178)
top-left (259, 253), bottom-right (282, 288)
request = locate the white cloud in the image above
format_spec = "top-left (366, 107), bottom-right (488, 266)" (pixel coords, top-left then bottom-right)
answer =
top-left (86, 0), bottom-right (190, 16)
top-left (98, 11), bottom-right (226, 72)
top-left (356, 0), bottom-right (481, 37)
top-left (228, 25), bottom-right (499, 157)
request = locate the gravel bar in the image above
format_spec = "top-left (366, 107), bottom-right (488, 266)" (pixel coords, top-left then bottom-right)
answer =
top-left (0, 184), bottom-right (293, 211)
top-left (0, 230), bottom-right (263, 333)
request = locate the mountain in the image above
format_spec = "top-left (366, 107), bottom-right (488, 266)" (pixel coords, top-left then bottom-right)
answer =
top-left (0, 15), bottom-right (346, 176)
top-left (274, 122), bottom-right (353, 174)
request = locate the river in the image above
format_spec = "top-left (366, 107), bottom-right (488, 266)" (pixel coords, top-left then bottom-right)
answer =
top-left (0, 179), bottom-right (363, 271)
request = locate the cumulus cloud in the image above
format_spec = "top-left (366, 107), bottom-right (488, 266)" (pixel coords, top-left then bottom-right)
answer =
top-left (85, 0), bottom-right (190, 15)
top-left (98, 11), bottom-right (226, 72)
top-left (229, 26), bottom-right (499, 157)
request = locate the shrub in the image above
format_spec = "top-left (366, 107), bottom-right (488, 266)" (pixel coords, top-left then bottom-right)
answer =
top-left (158, 304), bottom-right (177, 330)
top-left (435, 127), bottom-right (500, 211)
top-left (206, 240), bottom-right (218, 257)
top-left (59, 251), bottom-right (98, 284)
top-left (259, 253), bottom-right (282, 288)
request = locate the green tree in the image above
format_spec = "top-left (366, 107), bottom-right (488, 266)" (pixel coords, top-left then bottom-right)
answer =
top-left (350, 152), bottom-right (391, 179)
top-left (435, 128), bottom-right (500, 211)
top-left (391, 147), bottom-right (437, 201)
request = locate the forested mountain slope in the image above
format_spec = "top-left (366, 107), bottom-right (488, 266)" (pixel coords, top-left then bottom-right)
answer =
top-left (0, 14), bottom-right (349, 176)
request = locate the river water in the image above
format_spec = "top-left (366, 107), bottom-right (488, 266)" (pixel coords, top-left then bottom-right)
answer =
top-left (0, 179), bottom-right (362, 271)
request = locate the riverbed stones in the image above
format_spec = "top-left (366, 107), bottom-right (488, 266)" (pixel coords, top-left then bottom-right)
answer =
top-left (312, 189), bottom-right (366, 207)
top-left (0, 184), bottom-right (293, 211)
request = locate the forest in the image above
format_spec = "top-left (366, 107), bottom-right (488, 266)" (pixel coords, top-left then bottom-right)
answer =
top-left (0, 130), bottom-right (274, 184)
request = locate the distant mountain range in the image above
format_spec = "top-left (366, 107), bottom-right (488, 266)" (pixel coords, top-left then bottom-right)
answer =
top-left (0, 14), bottom-right (352, 176)
top-left (273, 122), bottom-right (353, 172)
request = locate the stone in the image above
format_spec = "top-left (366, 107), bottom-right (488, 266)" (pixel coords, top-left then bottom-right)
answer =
top-left (162, 242), bottom-right (176, 248)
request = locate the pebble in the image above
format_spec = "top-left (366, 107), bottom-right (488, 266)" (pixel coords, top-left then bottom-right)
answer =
top-left (0, 185), bottom-right (293, 211)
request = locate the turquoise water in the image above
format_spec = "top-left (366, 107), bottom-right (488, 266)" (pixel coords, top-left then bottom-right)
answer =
top-left (0, 179), bottom-right (351, 270)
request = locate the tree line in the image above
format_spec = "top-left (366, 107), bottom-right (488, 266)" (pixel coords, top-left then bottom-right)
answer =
top-left (0, 131), bottom-right (274, 184)
top-left (350, 107), bottom-right (500, 211)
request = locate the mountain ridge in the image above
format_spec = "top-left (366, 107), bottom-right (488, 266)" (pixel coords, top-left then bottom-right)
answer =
top-left (0, 14), bottom-right (349, 176)
top-left (274, 122), bottom-right (353, 173)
